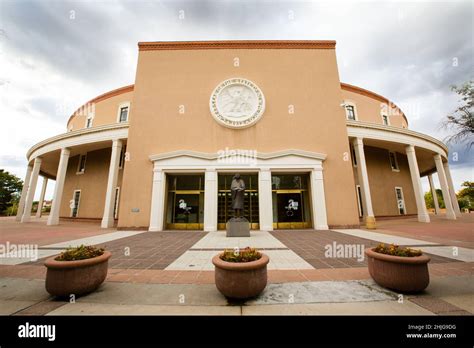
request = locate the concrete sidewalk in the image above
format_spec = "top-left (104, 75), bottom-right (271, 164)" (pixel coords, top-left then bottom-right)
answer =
top-left (1, 275), bottom-right (471, 316)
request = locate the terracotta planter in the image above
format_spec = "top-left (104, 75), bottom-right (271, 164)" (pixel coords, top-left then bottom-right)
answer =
top-left (365, 248), bottom-right (430, 293)
top-left (44, 251), bottom-right (111, 297)
top-left (212, 253), bottom-right (269, 299)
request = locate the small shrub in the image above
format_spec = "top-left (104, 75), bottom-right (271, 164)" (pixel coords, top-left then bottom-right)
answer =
top-left (220, 247), bottom-right (261, 263)
top-left (55, 245), bottom-right (105, 261)
top-left (373, 243), bottom-right (422, 257)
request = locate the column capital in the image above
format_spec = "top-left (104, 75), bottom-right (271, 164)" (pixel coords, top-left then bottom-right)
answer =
top-left (353, 137), bottom-right (364, 146)
top-left (405, 144), bottom-right (416, 153)
top-left (433, 153), bottom-right (442, 161)
top-left (60, 147), bottom-right (71, 156)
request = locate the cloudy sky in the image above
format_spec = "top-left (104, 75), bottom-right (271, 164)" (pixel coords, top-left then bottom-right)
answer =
top-left (0, 0), bottom-right (472, 201)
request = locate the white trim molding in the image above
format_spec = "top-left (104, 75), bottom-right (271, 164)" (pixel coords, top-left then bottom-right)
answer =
top-left (116, 102), bottom-right (131, 123)
top-left (343, 100), bottom-right (358, 121)
top-left (346, 120), bottom-right (448, 158)
top-left (27, 123), bottom-right (129, 162)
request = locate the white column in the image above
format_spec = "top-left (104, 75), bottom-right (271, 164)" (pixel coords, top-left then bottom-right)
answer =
top-left (149, 167), bottom-right (166, 231)
top-left (21, 157), bottom-right (42, 223)
top-left (443, 162), bottom-right (461, 217)
top-left (36, 177), bottom-right (48, 218)
top-left (203, 169), bottom-right (217, 231)
top-left (16, 165), bottom-right (33, 221)
top-left (434, 154), bottom-right (456, 220)
top-left (310, 167), bottom-right (329, 230)
top-left (428, 174), bottom-right (440, 215)
top-left (258, 168), bottom-right (273, 231)
top-left (352, 138), bottom-right (376, 229)
top-left (48, 148), bottom-right (70, 225)
top-left (405, 145), bottom-right (430, 223)
top-left (101, 139), bottom-right (123, 228)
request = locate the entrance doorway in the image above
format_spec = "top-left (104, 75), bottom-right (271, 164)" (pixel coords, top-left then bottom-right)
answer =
top-left (272, 174), bottom-right (311, 229)
top-left (217, 173), bottom-right (259, 230)
top-left (165, 174), bottom-right (204, 230)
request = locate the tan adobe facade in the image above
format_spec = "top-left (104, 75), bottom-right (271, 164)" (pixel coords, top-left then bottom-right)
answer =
top-left (18, 40), bottom-right (461, 231)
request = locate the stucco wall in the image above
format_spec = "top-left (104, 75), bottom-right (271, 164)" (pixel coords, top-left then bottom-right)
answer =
top-left (352, 145), bottom-right (417, 217)
top-left (60, 147), bottom-right (124, 219)
top-left (341, 89), bottom-right (408, 128)
top-left (118, 47), bottom-right (361, 228)
top-left (68, 90), bottom-right (134, 131)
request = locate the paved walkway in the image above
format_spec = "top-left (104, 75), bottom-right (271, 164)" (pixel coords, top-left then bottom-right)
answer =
top-left (373, 214), bottom-right (474, 249)
top-left (0, 214), bottom-right (472, 315)
top-left (1, 275), bottom-right (471, 315)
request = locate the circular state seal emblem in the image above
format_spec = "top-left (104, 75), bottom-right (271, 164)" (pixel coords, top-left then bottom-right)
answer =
top-left (209, 78), bottom-right (265, 129)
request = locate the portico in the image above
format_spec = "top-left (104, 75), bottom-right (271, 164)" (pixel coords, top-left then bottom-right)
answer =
top-left (148, 150), bottom-right (329, 232)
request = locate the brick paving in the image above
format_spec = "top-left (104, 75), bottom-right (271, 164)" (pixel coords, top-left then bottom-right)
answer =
top-left (374, 214), bottom-right (474, 249)
top-left (96, 232), bottom-right (207, 270)
top-left (1, 262), bottom-right (471, 285)
top-left (270, 230), bottom-right (459, 268)
top-left (0, 216), bottom-right (114, 246)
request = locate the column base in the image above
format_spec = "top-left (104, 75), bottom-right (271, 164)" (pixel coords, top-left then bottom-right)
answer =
top-left (417, 214), bottom-right (430, 223)
top-left (204, 226), bottom-right (217, 232)
top-left (47, 216), bottom-right (59, 226)
top-left (446, 211), bottom-right (457, 220)
top-left (315, 224), bottom-right (329, 230)
top-left (148, 226), bottom-right (162, 232)
top-left (101, 217), bottom-right (115, 229)
top-left (15, 215), bottom-right (22, 222)
top-left (365, 216), bottom-right (376, 229)
top-left (20, 215), bottom-right (31, 223)
top-left (259, 225), bottom-right (273, 232)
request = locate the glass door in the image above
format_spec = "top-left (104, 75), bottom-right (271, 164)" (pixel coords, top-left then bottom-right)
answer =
top-left (165, 174), bottom-right (204, 230)
top-left (217, 173), bottom-right (259, 230)
top-left (272, 174), bottom-right (311, 229)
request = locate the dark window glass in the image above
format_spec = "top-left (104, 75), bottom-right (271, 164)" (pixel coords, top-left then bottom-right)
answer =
top-left (119, 107), bottom-right (128, 122)
top-left (119, 146), bottom-right (126, 168)
top-left (346, 105), bottom-right (355, 120)
top-left (389, 152), bottom-right (399, 170)
top-left (351, 146), bottom-right (357, 166)
top-left (78, 155), bottom-right (86, 172)
top-left (167, 174), bottom-right (203, 191)
top-left (271, 174), bottom-right (308, 190)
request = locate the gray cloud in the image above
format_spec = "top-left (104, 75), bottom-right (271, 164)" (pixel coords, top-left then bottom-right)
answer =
top-left (0, 0), bottom-right (472, 189)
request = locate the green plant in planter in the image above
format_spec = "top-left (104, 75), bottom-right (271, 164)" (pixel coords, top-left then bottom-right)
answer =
top-left (373, 243), bottom-right (422, 257)
top-left (55, 245), bottom-right (105, 261)
top-left (220, 247), bottom-right (261, 263)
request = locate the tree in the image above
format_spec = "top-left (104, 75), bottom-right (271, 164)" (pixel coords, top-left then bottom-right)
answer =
top-left (457, 181), bottom-right (473, 210)
top-left (442, 80), bottom-right (474, 148)
top-left (424, 189), bottom-right (445, 209)
top-left (0, 169), bottom-right (23, 215)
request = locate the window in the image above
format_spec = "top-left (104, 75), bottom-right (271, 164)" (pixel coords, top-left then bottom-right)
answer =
top-left (395, 187), bottom-right (406, 215)
top-left (119, 106), bottom-right (128, 122)
top-left (346, 105), bottom-right (356, 120)
top-left (86, 116), bottom-right (93, 128)
top-left (389, 151), bottom-right (399, 171)
top-left (351, 145), bottom-right (358, 167)
top-left (356, 185), bottom-right (363, 217)
top-left (382, 115), bottom-right (389, 126)
top-left (77, 154), bottom-right (87, 174)
top-left (71, 190), bottom-right (81, 217)
top-left (119, 146), bottom-right (127, 169)
top-left (116, 102), bottom-right (130, 123)
top-left (113, 187), bottom-right (120, 219)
